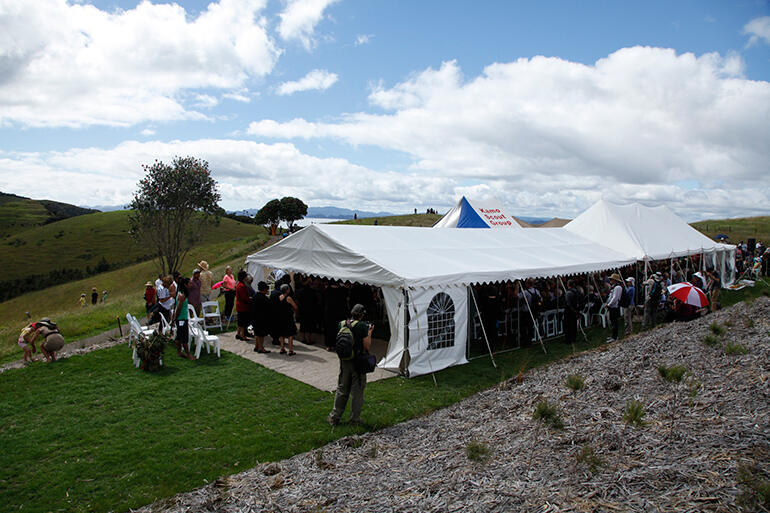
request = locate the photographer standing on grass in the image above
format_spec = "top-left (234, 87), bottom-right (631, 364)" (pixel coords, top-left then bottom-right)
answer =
top-left (327, 304), bottom-right (373, 426)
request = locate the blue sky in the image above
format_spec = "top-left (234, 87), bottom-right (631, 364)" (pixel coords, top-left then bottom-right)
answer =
top-left (1, 0), bottom-right (769, 220)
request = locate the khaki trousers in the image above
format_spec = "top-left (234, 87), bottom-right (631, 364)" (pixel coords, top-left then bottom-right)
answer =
top-left (330, 359), bottom-right (366, 423)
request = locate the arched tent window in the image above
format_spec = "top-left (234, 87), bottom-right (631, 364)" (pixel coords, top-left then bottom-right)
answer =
top-left (427, 292), bottom-right (455, 350)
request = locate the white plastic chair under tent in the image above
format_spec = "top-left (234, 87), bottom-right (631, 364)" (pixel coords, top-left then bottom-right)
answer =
top-left (189, 319), bottom-right (220, 359)
top-left (591, 304), bottom-right (610, 328)
top-left (201, 301), bottom-right (222, 331)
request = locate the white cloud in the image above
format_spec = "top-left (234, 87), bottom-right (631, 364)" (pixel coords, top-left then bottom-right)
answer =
top-left (0, 139), bottom-right (452, 213)
top-left (193, 94), bottom-right (219, 109)
top-left (355, 34), bottom-right (372, 46)
top-left (0, 135), bottom-right (767, 221)
top-left (0, 0), bottom-right (280, 128)
top-left (277, 0), bottom-right (339, 50)
top-left (223, 91), bottom-right (253, 103)
top-left (276, 69), bottom-right (338, 95)
top-left (247, 47), bottom-right (770, 219)
top-left (140, 128), bottom-right (155, 136)
top-left (743, 16), bottom-right (770, 47)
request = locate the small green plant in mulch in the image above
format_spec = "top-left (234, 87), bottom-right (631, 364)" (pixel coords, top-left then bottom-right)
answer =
top-left (736, 462), bottom-right (770, 510)
top-left (724, 317), bottom-right (734, 327)
top-left (533, 400), bottom-right (564, 430)
top-left (623, 399), bottom-right (646, 428)
top-left (465, 439), bottom-right (492, 463)
top-left (565, 374), bottom-right (585, 391)
top-left (745, 317), bottom-right (755, 329)
top-left (687, 378), bottom-right (702, 407)
top-left (657, 364), bottom-right (688, 383)
top-left (314, 449), bottom-right (333, 470)
top-left (724, 343), bottom-right (749, 355)
top-left (575, 445), bottom-right (604, 474)
top-left (134, 331), bottom-right (171, 372)
top-left (709, 321), bottom-right (725, 336)
top-left (702, 334), bottom-right (720, 347)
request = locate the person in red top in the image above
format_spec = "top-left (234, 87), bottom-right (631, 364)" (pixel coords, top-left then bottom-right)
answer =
top-left (144, 281), bottom-right (157, 318)
top-left (235, 269), bottom-right (252, 341)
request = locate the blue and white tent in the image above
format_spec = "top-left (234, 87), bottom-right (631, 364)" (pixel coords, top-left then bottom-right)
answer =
top-left (433, 196), bottom-right (523, 229)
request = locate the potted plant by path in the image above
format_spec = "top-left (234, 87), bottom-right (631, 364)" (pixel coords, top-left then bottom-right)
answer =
top-left (135, 331), bottom-right (171, 372)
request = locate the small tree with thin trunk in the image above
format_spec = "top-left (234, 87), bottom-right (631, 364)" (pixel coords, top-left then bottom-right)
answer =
top-left (128, 156), bottom-right (221, 275)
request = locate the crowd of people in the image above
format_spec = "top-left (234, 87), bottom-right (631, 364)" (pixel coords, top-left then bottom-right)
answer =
top-left (472, 260), bottom-right (724, 351)
top-left (734, 239), bottom-right (769, 277)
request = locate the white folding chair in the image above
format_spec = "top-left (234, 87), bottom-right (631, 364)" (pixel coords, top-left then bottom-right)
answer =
top-left (159, 312), bottom-right (175, 337)
top-left (591, 304), bottom-right (609, 328)
top-left (201, 301), bottom-right (223, 331)
top-left (543, 309), bottom-right (558, 338)
top-left (187, 304), bottom-right (204, 325)
top-left (126, 314), bottom-right (153, 367)
top-left (189, 320), bottom-right (220, 359)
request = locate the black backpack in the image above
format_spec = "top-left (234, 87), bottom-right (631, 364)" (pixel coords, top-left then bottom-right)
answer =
top-left (619, 287), bottom-right (631, 308)
top-left (335, 320), bottom-right (359, 360)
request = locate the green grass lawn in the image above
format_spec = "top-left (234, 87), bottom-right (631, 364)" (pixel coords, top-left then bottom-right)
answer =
top-left (2, 283), bottom-right (767, 513)
top-left (336, 213), bottom-right (442, 227)
top-left (691, 216), bottom-right (770, 246)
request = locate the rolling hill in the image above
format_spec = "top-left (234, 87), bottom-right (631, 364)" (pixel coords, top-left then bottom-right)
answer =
top-left (0, 192), bottom-right (98, 237)
top-left (0, 210), bottom-right (266, 302)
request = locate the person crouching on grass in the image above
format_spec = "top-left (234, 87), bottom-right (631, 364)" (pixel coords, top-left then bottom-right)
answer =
top-left (172, 277), bottom-right (195, 360)
top-left (18, 324), bottom-right (38, 363)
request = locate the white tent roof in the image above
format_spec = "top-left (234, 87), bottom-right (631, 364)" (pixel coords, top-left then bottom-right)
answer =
top-left (564, 199), bottom-right (731, 261)
top-left (433, 196), bottom-right (524, 229)
top-left (245, 223), bottom-right (635, 289)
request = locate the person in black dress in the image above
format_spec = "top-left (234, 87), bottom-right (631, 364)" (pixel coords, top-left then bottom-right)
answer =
top-left (250, 281), bottom-right (271, 353)
top-left (278, 284), bottom-right (298, 355)
top-left (323, 280), bottom-right (349, 351)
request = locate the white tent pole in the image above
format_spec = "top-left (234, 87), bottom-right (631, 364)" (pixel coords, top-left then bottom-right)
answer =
top-left (469, 286), bottom-right (497, 369)
top-left (518, 280), bottom-right (547, 354)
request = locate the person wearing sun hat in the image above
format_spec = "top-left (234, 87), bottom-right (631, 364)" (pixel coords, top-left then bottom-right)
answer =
top-left (642, 272), bottom-right (664, 330)
top-left (198, 260), bottom-right (214, 301)
top-left (144, 281), bottom-right (157, 317)
top-left (605, 272), bottom-right (623, 342)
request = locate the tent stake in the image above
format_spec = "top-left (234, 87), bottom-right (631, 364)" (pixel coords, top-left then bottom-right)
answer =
top-left (470, 286), bottom-right (498, 369)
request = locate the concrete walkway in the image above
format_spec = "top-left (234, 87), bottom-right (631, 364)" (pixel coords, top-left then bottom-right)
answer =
top-left (216, 332), bottom-right (395, 392)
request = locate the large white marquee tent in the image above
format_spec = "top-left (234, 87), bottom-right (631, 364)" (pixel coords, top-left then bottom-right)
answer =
top-left (564, 199), bottom-right (736, 285)
top-left (246, 224), bottom-right (634, 377)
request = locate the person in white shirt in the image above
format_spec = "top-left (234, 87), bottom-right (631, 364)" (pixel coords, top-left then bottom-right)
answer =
top-left (605, 273), bottom-right (623, 342)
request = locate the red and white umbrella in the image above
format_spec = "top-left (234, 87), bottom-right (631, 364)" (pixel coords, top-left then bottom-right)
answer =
top-left (667, 283), bottom-right (709, 307)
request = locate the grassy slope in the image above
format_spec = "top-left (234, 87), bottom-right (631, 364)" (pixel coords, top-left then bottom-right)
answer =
top-left (0, 192), bottom-right (97, 238)
top-left (691, 216), bottom-right (770, 245)
top-left (336, 213), bottom-right (442, 227)
top-left (1, 210), bottom-right (259, 281)
top-left (0, 228), bottom-right (270, 363)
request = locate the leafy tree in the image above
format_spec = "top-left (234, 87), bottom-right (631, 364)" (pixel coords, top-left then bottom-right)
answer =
top-left (128, 156), bottom-right (221, 275)
top-left (279, 196), bottom-right (308, 231)
top-left (255, 199), bottom-right (281, 235)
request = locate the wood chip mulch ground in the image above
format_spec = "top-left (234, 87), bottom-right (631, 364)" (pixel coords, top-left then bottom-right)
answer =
top-left (136, 297), bottom-right (768, 512)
